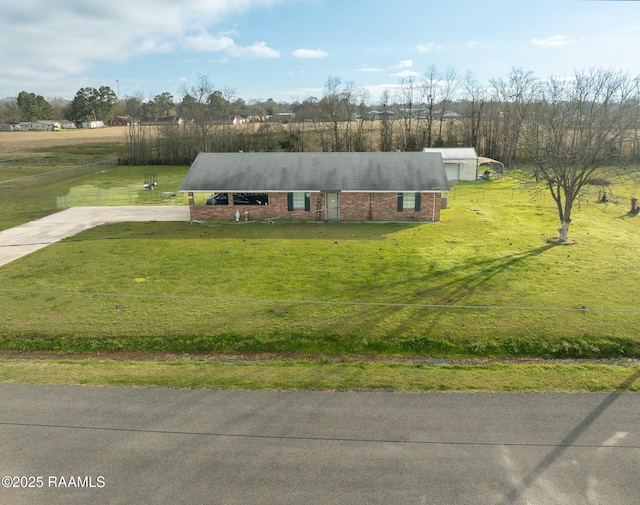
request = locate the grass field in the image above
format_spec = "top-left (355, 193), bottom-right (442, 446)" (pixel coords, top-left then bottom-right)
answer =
top-left (0, 127), bottom-right (126, 159)
top-left (2, 174), bottom-right (640, 360)
top-left (0, 360), bottom-right (638, 392)
top-left (3, 132), bottom-right (640, 389)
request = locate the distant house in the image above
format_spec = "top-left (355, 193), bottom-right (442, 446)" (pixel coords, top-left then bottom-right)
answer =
top-left (140, 116), bottom-right (184, 126)
top-left (17, 121), bottom-right (60, 131)
top-left (268, 112), bottom-right (295, 123)
top-left (367, 110), bottom-right (396, 121)
top-left (81, 120), bottom-right (105, 129)
top-left (0, 122), bottom-right (20, 131)
top-left (442, 111), bottom-right (462, 121)
top-left (179, 152), bottom-right (449, 223)
top-left (418, 110), bottom-right (463, 121)
top-left (37, 120), bottom-right (61, 131)
top-left (422, 147), bottom-right (479, 181)
top-left (229, 115), bottom-right (246, 125)
top-left (112, 115), bottom-right (133, 126)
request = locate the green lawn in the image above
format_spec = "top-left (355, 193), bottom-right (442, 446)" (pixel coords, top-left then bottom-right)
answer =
top-left (2, 173), bottom-right (640, 359)
top-left (0, 360), bottom-right (638, 392)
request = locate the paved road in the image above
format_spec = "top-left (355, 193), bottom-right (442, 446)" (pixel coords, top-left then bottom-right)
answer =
top-left (0, 385), bottom-right (638, 504)
top-left (0, 206), bottom-right (189, 267)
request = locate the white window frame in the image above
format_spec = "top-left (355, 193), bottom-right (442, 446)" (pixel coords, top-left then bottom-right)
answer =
top-left (292, 192), bottom-right (306, 209)
top-left (402, 192), bottom-right (415, 210)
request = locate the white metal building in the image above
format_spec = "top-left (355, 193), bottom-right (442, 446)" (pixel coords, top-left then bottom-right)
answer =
top-left (81, 120), bottom-right (105, 129)
top-left (422, 147), bottom-right (479, 181)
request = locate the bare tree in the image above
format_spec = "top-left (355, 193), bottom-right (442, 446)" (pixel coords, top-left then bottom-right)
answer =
top-left (379, 89), bottom-right (394, 152)
top-left (420, 65), bottom-right (439, 148)
top-left (631, 76), bottom-right (640, 162)
top-left (0, 97), bottom-right (19, 122)
top-left (490, 68), bottom-right (540, 167)
top-left (524, 69), bottom-right (639, 242)
top-left (340, 81), bottom-right (358, 152)
top-left (178, 74), bottom-right (218, 153)
top-left (396, 77), bottom-right (425, 151)
top-left (461, 71), bottom-right (486, 148)
top-left (324, 75), bottom-right (345, 151)
top-left (353, 88), bottom-right (371, 152)
top-left (435, 67), bottom-right (458, 145)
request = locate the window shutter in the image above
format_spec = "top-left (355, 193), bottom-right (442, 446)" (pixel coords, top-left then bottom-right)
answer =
top-left (397, 193), bottom-right (403, 212)
top-left (414, 192), bottom-right (421, 211)
top-left (304, 193), bottom-right (311, 211)
top-left (287, 193), bottom-right (294, 211)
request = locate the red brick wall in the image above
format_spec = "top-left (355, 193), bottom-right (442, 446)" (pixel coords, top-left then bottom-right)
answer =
top-left (339, 192), bottom-right (441, 221)
top-left (188, 192), bottom-right (441, 222)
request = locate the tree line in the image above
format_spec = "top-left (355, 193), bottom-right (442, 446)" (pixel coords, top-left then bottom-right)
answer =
top-left (2, 67), bottom-right (640, 169)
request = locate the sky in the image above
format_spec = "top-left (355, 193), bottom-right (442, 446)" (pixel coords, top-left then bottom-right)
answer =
top-left (2, 0), bottom-right (640, 104)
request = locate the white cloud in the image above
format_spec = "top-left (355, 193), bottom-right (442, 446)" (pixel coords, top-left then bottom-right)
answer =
top-left (395, 59), bottom-right (413, 69)
top-left (391, 70), bottom-right (419, 78)
top-left (0, 0), bottom-right (282, 97)
top-left (531, 35), bottom-right (569, 47)
top-left (230, 41), bottom-right (280, 59)
top-left (355, 65), bottom-right (382, 73)
top-left (184, 33), bottom-right (236, 52)
top-left (184, 32), bottom-right (279, 58)
top-left (292, 49), bottom-right (328, 59)
top-left (416, 43), bottom-right (442, 52)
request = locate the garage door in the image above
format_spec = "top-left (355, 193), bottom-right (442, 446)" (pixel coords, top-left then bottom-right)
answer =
top-left (445, 164), bottom-right (459, 181)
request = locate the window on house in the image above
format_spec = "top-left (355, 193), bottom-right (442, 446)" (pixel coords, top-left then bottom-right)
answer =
top-left (287, 192), bottom-right (311, 211)
top-left (402, 192), bottom-right (415, 210)
top-left (292, 192), bottom-right (306, 209)
top-left (242, 193), bottom-right (269, 205)
top-left (397, 192), bottom-right (421, 212)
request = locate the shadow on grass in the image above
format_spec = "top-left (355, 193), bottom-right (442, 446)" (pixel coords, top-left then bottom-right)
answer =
top-left (499, 368), bottom-right (640, 504)
top-left (354, 244), bottom-right (556, 336)
top-left (419, 243), bottom-right (555, 304)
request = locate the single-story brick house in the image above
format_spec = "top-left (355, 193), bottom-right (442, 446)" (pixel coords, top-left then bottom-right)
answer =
top-left (179, 152), bottom-right (449, 222)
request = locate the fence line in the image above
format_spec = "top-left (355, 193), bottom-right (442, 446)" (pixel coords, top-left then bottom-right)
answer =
top-left (448, 182), bottom-right (638, 211)
top-left (0, 157), bottom-right (110, 167)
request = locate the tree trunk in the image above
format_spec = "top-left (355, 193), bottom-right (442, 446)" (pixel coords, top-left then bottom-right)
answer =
top-left (558, 220), bottom-right (570, 242)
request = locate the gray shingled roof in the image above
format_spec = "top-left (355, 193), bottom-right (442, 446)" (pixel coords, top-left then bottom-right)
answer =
top-left (179, 152), bottom-right (449, 193)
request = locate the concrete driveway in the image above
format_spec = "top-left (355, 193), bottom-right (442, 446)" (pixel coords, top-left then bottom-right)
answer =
top-left (0, 206), bottom-right (190, 267)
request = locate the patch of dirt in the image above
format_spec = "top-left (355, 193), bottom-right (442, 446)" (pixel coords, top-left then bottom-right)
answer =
top-left (546, 237), bottom-right (578, 245)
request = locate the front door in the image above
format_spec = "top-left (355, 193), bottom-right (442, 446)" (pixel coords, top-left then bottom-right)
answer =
top-left (325, 192), bottom-right (339, 221)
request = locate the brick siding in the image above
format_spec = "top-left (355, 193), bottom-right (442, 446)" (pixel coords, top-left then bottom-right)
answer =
top-left (188, 192), bottom-right (442, 222)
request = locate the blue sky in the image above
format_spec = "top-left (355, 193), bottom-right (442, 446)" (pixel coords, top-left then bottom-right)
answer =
top-left (2, 0), bottom-right (640, 104)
